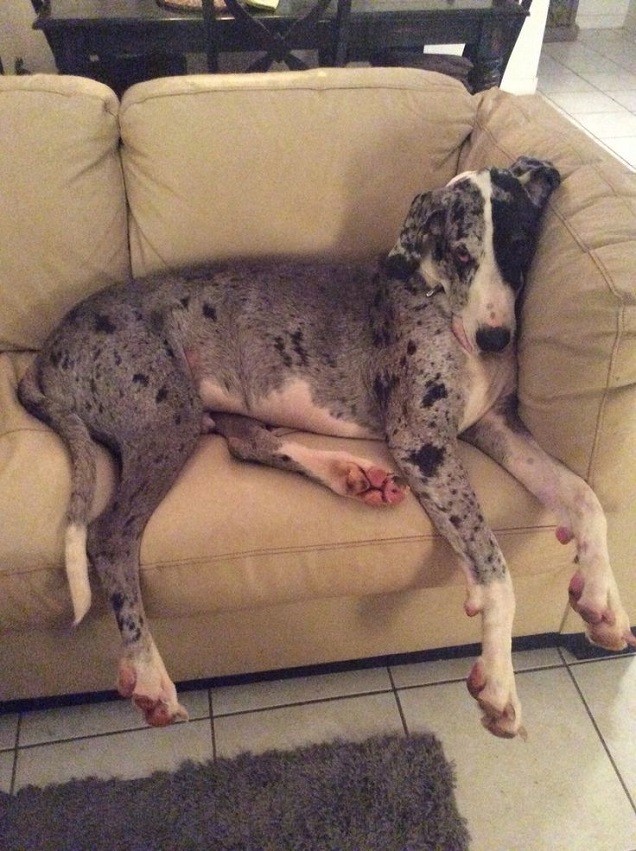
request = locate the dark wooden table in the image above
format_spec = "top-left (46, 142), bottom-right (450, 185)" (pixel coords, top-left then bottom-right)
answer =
top-left (34, 0), bottom-right (528, 93)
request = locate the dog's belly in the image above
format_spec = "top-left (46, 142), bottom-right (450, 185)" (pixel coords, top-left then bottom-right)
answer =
top-left (199, 377), bottom-right (379, 439)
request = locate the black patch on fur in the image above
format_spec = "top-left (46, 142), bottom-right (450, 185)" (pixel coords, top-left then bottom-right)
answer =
top-left (489, 169), bottom-right (544, 292)
top-left (162, 340), bottom-right (176, 360)
top-left (421, 379), bottom-right (448, 408)
top-left (372, 324), bottom-right (391, 348)
top-left (202, 302), bottom-right (217, 321)
top-left (384, 252), bottom-right (417, 281)
top-left (373, 372), bottom-right (399, 409)
top-left (494, 393), bottom-right (530, 435)
top-left (156, 386), bottom-right (168, 403)
top-left (274, 336), bottom-right (293, 368)
top-left (132, 373), bottom-right (149, 387)
top-left (408, 444), bottom-right (446, 479)
top-left (95, 314), bottom-right (116, 334)
top-left (407, 340), bottom-right (417, 356)
top-left (290, 330), bottom-right (309, 366)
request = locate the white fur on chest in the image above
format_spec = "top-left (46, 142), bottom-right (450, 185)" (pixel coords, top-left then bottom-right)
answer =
top-left (459, 351), bottom-right (515, 433)
top-left (199, 377), bottom-right (377, 438)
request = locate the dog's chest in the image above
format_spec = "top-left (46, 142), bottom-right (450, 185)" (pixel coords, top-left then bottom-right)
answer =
top-left (459, 350), bottom-right (515, 432)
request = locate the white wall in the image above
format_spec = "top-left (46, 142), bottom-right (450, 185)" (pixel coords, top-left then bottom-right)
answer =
top-left (501, 0), bottom-right (549, 95)
top-left (577, 0), bottom-right (630, 29)
top-left (0, 0), bottom-right (56, 74)
top-left (625, 0), bottom-right (636, 31)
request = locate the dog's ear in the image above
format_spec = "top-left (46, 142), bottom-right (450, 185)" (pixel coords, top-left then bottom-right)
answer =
top-left (384, 190), bottom-right (446, 281)
top-left (509, 156), bottom-right (561, 209)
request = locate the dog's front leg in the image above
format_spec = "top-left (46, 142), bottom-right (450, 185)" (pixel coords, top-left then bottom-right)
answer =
top-left (387, 423), bottom-right (524, 738)
top-left (463, 398), bottom-right (636, 653)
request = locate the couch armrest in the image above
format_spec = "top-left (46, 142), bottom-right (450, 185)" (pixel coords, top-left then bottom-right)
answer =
top-left (460, 89), bottom-right (636, 515)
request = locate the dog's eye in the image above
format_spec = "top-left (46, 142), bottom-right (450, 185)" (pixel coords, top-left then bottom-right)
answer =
top-left (454, 247), bottom-right (471, 265)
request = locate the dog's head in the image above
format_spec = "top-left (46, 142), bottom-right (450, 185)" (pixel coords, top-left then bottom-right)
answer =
top-left (385, 157), bottom-right (561, 354)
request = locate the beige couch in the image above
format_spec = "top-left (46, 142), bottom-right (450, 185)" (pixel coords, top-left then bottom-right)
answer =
top-left (1, 69), bottom-right (634, 704)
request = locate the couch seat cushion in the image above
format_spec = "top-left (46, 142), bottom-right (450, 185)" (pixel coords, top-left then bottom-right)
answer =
top-left (1, 353), bottom-right (570, 630)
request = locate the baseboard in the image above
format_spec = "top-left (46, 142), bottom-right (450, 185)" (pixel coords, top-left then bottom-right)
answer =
top-left (560, 632), bottom-right (636, 661)
top-left (3, 630), bottom-right (633, 716)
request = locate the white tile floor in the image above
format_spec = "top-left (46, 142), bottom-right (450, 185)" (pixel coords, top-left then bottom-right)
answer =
top-left (538, 28), bottom-right (636, 169)
top-left (2, 30), bottom-right (636, 850)
top-left (2, 647), bottom-right (635, 849)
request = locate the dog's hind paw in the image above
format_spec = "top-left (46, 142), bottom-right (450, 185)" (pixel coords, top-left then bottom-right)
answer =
top-left (467, 658), bottom-right (526, 740)
top-left (568, 570), bottom-right (636, 652)
top-left (117, 649), bottom-right (189, 727)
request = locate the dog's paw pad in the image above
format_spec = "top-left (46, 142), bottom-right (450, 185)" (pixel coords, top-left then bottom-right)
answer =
top-left (343, 464), bottom-right (407, 506)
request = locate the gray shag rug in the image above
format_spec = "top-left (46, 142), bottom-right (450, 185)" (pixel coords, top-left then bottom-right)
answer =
top-left (0, 733), bottom-right (470, 850)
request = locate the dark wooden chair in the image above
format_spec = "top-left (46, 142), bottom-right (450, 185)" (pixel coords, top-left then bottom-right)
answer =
top-left (370, 0), bottom-right (533, 93)
top-left (202, 0), bottom-right (352, 73)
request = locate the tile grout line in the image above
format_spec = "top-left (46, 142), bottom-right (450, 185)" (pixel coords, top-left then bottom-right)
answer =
top-left (208, 689), bottom-right (217, 761)
top-left (9, 713), bottom-right (21, 796)
top-left (562, 659), bottom-right (636, 816)
top-left (209, 686), bottom-right (398, 720)
top-left (387, 665), bottom-right (410, 737)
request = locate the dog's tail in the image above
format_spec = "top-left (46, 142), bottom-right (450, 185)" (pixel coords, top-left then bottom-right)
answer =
top-left (18, 363), bottom-right (95, 625)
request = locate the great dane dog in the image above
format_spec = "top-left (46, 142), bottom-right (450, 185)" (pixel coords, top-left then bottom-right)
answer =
top-left (19, 157), bottom-right (635, 738)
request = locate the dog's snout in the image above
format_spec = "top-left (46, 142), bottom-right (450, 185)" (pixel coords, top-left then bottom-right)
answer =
top-left (476, 325), bottom-right (511, 353)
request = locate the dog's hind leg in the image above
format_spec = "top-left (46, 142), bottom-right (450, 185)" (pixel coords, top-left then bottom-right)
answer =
top-left (88, 404), bottom-right (201, 727)
top-left (463, 397), bottom-right (636, 653)
top-left (19, 363), bottom-right (96, 624)
top-left (213, 413), bottom-right (407, 506)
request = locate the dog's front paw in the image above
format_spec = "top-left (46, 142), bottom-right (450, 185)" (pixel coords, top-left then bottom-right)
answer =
top-left (467, 658), bottom-right (526, 740)
top-left (118, 651), bottom-right (189, 727)
top-left (569, 570), bottom-right (636, 652)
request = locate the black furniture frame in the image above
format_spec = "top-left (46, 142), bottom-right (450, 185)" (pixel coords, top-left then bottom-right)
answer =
top-left (33, 1), bottom-right (529, 94)
top-left (201, 0), bottom-right (352, 72)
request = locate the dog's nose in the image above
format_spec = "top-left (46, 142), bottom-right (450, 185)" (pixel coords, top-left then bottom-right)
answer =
top-left (475, 325), bottom-right (511, 353)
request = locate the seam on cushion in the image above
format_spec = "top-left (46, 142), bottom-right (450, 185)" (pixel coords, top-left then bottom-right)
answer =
top-left (471, 107), bottom-right (636, 245)
top-left (583, 255), bottom-right (627, 489)
top-left (120, 75), bottom-right (469, 115)
top-left (0, 524), bottom-right (559, 578)
top-left (0, 86), bottom-right (119, 119)
top-left (0, 426), bottom-right (51, 440)
top-left (139, 525), bottom-right (558, 572)
top-left (468, 110), bottom-right (593, 175)
top-left (544, 203), bottom-right (626, 485)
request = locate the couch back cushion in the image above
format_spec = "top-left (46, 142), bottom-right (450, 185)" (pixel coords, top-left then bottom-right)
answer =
top-left (119, 68), bottom-right (475, 277)
top-left (460, 89), bottom-right (636, 512)
top-left (0, 76), bottom-right (130, 351)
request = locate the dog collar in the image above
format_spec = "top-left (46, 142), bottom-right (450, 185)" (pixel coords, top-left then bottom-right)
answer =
top-left (425, 284), bottom-right (444, 298)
